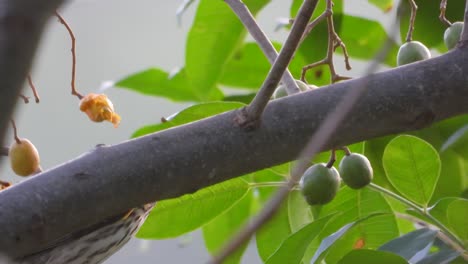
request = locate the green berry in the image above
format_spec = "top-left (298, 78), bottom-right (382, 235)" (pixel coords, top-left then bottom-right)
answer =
top-left (300, 163), bottom-right (340, 205)
top-left (273, 80), bottom-right (317, 99)
top-left (444, 22), bottom-right (464, 50)
top-left (339, 153), bottom-right (373, 189)
top-left (397, 41), bottom-right (431, 66)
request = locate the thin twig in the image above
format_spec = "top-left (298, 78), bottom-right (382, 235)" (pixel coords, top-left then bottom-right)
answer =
top-left (18, 95), bottom-right (29, 104)
top-left (233, 0), bottom-right (319, 129)
top-left (27, 75), bottom-right (40, 103)
top-left (405, 0), bottom-right (418, 42)
top-left (210, 6), bottom-right (399, 264)
top-left (55, 11), bottom-right (83, 100)
top-left (301, 0), bottom-right (352, 84)
top-left (439, 0), bottom-right (452, 26)
top-left (224, 0), bottom-right (300, 95)
top-left (10, 120), bottom-right (20, 144)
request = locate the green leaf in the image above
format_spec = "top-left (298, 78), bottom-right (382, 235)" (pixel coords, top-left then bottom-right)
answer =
top-left (339, 15), bottom-right (398, 66)
top-left (202, 191), bottom-right (253, 264)
top-left (339, 249), bottom-right (408, 264)
top-left (441, 124), bottom-right (468, 155)
top-left (378, 228), bottom-right (437, 260)
top-left (219, 42), bottom-right (308, 89)
top-left (304, 187), bottom-right (399, 264)
top-left (265, 214), bottom-right (336, 264)
top-left (115, 68), bottom-right (223, 102)
top-left (185, 0), bottom-right (269, 100)
top-left (399, 0), bottom-right (464, 50)
top-left (416, 249), bottom-right (460, 264)
top-left (137, 178), bottom-right (250, 239)
top-left (447, 198), bottom-right (468, 243)
top-left (310, 213), bottom-right (386, 264)
top-left (223, 93), bottom-right (256, 104)
top-left (429, 197), bottom-right (460, 227)
top-left (430, 151), bottom-right (465, 203)
top-left (364, 136), bottom-right (395, 188)
top-left (131, 102), bottom-right (244, 137)
top-left (368, 0), bottom-right (394, 13)
top-left (383, 135), bottom-right (441, 208)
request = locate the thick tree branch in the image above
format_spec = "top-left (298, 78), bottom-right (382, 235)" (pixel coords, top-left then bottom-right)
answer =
top-left (0, 47), bottom-right (467, 258)
top-left (0, 0), bottom-right (65, 151)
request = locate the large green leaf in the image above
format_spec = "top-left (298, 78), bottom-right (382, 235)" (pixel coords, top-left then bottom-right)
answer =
top-left (368, 0), bottom-right (394, 13)
top-left (310, 213), bottom-right (386, 264)
top-left (219, 42), bottom-right (307, 89)
top-left (430, 150), bottom-right (465, 203)
top-left (428, 197), bottom-right (459, 226)
top-left (339, 15), bottom-right (398, 66)
top-left (303, 187), bottom-right (399, 264)
top-left (378, 228), bottom-right (437, 260)
top-left (185, 0), bottom-right (269, 100)
top-left (447, 198), bottom-right (468, 244)
top-left (137, 178), bottom-right (249, 239)
top-left (383, 135), bottom-right (441, 208)
top-left (339, 249), bottom-right (408, 264)
top-left (202, 190), bottom-right (253, 264)
top-left (265, 214), bottom-right (336, 264)
top-left (115, 68), bottom-right (222, 102)
top-left (131, 102), bottom-right (244, 138)
top-left (399, 0), bottom-right (464, 50)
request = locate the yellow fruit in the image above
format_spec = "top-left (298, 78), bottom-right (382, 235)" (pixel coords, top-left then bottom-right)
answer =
top-left (9, 138), bottom-right (41, 176)
top-left (79, 93), bottom-right (121, 127)
top-left (397, 41), bottom-right (431, 66)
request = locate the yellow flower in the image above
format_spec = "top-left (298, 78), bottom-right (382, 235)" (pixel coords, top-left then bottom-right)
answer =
top-left (79, 93), bottom-right (121, 127)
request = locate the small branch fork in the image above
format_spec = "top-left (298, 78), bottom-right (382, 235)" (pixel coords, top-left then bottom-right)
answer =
top-left (224, 0), bottom-right (301, 95)
top-left (405, 0), bottom-right (418, 42)
top-left (439, 0), bottom-right (452, 26)
top-left (300, 0), bottom-right (352, 84)
top-left (233, 0), bottom-right (320, 129)
top-left (55, 11), bottom-right (84, 100)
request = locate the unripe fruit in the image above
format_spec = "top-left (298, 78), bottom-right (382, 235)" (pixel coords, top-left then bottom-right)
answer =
top-left (300, 163), bottom-right (340, 205)
top-left (339, 153), bottom-right (373, 189)
top-left (397, 41), bottom-right (431, 66)
top-left (9, 138), bottom-right (41, 176)
top-left (444, 22), bottom-right (464, 50)
top-left (273, 80), bottom-right (317, 99)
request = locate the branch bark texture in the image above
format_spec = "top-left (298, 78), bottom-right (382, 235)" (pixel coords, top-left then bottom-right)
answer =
top-left (0, 47), bottom-right (467, 258)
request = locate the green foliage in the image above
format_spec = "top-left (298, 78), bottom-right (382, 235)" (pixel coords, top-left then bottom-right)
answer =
top-left (117, 1), bottom-right (468, 263)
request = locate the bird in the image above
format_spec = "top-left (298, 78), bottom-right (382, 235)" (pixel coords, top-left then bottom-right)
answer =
top-left (14, 203), bottom-right (155, 264)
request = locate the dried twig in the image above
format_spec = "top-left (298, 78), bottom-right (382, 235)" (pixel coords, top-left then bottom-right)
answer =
top-left (439, 0), bottom-right (452, 27)
top-left (233, 0), bottom-right (319, 129)
top-left (224, 0), bottom-right (300, 95)
top-left (10, 120), bottom-right (20, 144)
top-left (55, 11), bottom-right (83, 100)
top-left (405, 0), bottom-right (418, 42)
top-left (301, 0), bottom-right (352, 84)
top-left (27, 75), bottom-right (40, 103)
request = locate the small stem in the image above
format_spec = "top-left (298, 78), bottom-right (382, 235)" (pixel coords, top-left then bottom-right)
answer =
top-left (368, 183), bottom-right (465, 250)
top-left (10, 120), bottom-right (21, 144)
top-left (233, 0), bottom-right (319, 129)
top-left (224, 0), bottom-right (300, 95)
top-left (326, 149), bottom-right (336, 168)
top-left (339, 146), bottom-right (351, 155)
top-left (405, 0), bottom-right (418, 42)
top-left (18, 95), bottom-right (29, 104)
top-left (27, 74), bottom-right (40, 103)
top-left (439, 0), bottom-right (452, 26)
top-left (55, 11), bottom-right (83, 100)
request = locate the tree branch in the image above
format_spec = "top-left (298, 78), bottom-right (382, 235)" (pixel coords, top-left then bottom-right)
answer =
top-left (0, 47), bottom-right (467, 258)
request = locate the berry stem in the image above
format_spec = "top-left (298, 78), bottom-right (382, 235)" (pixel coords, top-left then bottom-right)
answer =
top-left (326, 149), bottom-right (336, 168)
top-left (405, 0), bottom-right (418, 42)
top-left (27, 74), bottom-right (40, 103)
top-left (10, 119), bottom-right (21, 144)
top-left (439, 0), bottom-right (452, 27)
top-left (368, 183), bottom-right (465, 250)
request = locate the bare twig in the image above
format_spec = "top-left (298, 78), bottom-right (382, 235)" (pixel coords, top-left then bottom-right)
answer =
top-left (234, 0), bottom-right (319, 128)
top-left (10, 120), bottom-right (20, 144)
top-left (209, 14), bottom-right (399, 264)
top-left (224, 0), bottom-right (300, 95)
top-left (405, 0), bottom-right (418, 42)
top-left (55, 11), bottom-right (83, 100)
top-left (27, 75), bottom-right (40, 103)
top-left (301, 0), bottom-right (352, 84)
top-left (18, 95), bottom-right (30, 104)
top-left (439, 0), bottom-right (452, 26)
